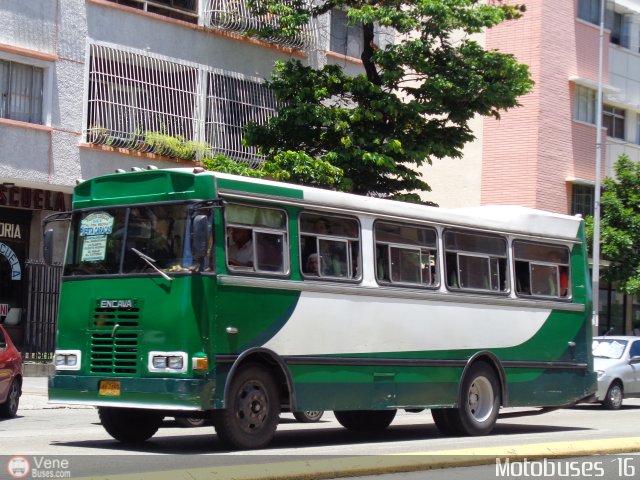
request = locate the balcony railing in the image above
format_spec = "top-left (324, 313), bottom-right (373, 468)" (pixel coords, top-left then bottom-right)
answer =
top-left (106, 0), bottom-right (315, 50)
top-left (202, 0), bottom-right (315, 50)
top-left (85, 43), bottom-right (276, 168)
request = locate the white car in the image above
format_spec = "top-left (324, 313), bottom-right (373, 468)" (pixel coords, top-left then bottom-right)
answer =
top-left (592, 336), bottom-right (640, 409)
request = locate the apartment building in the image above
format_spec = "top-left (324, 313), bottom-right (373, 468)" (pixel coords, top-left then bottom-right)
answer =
top-left (424, 0), bottom-right (640, 335)
top-left (0, 0), bottom-right (363, 351)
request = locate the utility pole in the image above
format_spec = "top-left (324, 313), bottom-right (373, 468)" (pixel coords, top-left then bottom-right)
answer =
top-left (591, 0), bottom-right (606, 337)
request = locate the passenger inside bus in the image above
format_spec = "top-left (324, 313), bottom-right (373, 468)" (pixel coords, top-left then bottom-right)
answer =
top-left (227, 227), bottom-right (254, 267)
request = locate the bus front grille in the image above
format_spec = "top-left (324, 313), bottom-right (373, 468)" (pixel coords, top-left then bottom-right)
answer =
top-left (90, 332), bottom-right (139, 375)
top-left (93, 306), bottom-right (140, 329)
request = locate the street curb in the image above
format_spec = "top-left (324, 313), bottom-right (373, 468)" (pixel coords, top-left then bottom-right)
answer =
top-left (71, 437), bottom-right (640, 480)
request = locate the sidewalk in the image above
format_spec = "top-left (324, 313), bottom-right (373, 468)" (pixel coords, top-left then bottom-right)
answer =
top-left (19, 375), bottom-right (91, 410)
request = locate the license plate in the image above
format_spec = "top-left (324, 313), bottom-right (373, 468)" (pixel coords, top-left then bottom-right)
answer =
top-left (99, 380), bottom-right (121, 396)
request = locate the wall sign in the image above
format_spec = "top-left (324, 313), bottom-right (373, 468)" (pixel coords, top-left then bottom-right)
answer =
top-left (0, 222), bottom-right (21, 239)
top-left (0, 185), bottom-right (69, 212)
top-left (0, 242), bottom-right (21, 280)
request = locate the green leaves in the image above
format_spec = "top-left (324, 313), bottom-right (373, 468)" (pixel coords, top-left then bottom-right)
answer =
top-left (586, 154), bottom-right (640, 295)
top-left (241, 0), bottom-right (532, 200)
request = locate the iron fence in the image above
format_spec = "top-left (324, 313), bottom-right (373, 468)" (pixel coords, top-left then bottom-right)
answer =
top-left (22, 260), bottom-right (62, 363)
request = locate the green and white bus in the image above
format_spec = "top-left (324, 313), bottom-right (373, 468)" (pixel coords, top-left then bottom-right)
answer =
top-left (46, 167), bottom-right (596, 449)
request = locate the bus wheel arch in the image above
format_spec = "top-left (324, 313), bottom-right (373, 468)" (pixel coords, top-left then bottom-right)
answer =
top-left (223, 348), bottom-right (294, 412)
top-left (461, 352), bottom-right (508, 407)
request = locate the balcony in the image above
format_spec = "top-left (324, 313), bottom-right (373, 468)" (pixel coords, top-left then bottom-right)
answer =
top-left (202, 0), bottom-right (315, 50)
top-left (105, 0), bottom-right (315, 50)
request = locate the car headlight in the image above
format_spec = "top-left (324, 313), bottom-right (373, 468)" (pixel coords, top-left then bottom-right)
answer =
top-left (148, 352), bottom-right (187, 373)
top-left (54, 350), bottom-right (81, 371)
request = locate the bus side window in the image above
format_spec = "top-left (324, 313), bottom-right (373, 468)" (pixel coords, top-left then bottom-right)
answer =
top-left (443, 230), bottom-right (508, 294)
top-left (299, 212), bottom-right (360, 280)
top-left (225, 203), bottom-right (288, 275)
top-left (513, 241), bottom-right (570, 299)
top-left (374, 221), bottom-right (439, 288)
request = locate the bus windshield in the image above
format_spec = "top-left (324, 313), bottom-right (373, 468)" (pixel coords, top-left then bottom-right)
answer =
top-left (64, 204), bottom-right (194, 276)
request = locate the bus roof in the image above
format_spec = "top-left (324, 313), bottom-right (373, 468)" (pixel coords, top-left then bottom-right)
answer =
top-left (75, 168), bottom-right (583, 241)
top-left (206, 170), bottom-right (583, 241)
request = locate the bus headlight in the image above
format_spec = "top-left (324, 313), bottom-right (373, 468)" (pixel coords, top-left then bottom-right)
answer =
top-left (54, 350), bottom-right (81, 371)
top-left (148, 352), bottom-right (188, 373)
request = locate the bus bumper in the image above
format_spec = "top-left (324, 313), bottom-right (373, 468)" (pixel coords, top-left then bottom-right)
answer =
top-left (48, 374), bottom-right (217, 411)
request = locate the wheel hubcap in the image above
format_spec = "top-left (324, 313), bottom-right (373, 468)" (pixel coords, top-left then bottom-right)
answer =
top-left (467, 376), bottom-right (494, 422)
top-left (236, 381), bottom-right (269, 433)
top-left (610, 386), bottom-right (622, 406)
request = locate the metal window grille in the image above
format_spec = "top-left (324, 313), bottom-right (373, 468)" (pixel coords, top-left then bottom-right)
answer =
top-left (106, 0), bottom-right (199, 23)
top-left (87, 44), bottom-right (200, 151)
top-left (86, 43), bottom-right (276, 165)
top-left (571, 184), bottom-right (595, 218)
top-left (202, 0), bottom-right (315, 49)
top-left (205, 71), bottom-right (277, 166)
top-left (0, 60), bottom-right (44, 124)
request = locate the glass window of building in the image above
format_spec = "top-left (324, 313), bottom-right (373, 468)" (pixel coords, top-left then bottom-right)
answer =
top-left (0, 60), bottom-right (44, 124)
top-left (578, 0), bottom-right (601, 25)
top-left (603, 104), bottom-right (625, 140)
top-left (330, 9), bottom-right (363, 58)
top-left (575, 86), bottom-right (596, 125)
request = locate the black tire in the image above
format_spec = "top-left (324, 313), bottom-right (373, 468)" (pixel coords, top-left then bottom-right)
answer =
top-left (175, 416), bottom-right (207, 427)
top-left (293, 410), bottom-right (324, 423)
top-left (214, 363), bottom-right (280, 450)
top-left (431, 408), bottom-right (461, 436)
top-left (602, 381), bottom-right (623, 410)
top-left (98, 407), bottom-right (163, 443)
top-left (451, 361), bottom-right (500, 436)
top-left (0, 378), bottom-right (21, 418)
top-left (334, 409), bottom-right (396, 431)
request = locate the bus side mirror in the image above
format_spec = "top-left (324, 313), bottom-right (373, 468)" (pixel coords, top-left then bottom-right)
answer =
top-left (191, 215), bottom-right (209, 261)
top-left (43, 228), bottom-right (54, 266)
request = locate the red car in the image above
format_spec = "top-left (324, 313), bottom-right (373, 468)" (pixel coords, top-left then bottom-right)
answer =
top-left (0, 324), bottom-right (22, 418)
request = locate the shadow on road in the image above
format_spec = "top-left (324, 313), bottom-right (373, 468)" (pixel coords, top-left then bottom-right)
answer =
top-left (52, 415), bottom-right (591, 455)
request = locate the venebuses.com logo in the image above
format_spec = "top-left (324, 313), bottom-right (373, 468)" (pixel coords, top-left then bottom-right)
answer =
top-left (7, 456), bottom-right (30, 479)
top-left (6, 456), bottom-right (72, 478)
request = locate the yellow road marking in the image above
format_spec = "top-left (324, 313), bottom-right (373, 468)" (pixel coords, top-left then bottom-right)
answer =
top-left (74, 437), bottom-right (640, 480)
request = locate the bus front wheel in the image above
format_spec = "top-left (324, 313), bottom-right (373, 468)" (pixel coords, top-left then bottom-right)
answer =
top-left (334, 409), bottom-right (397, 431)
top-left (215, 363), bottom-right (280, 450)
top-left (98, 407), bottom-right (163, 443)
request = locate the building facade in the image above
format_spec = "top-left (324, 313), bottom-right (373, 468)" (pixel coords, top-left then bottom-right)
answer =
top-left (0, 0), bottom-right (364, 351)
top-left (423, 0), bottom-right (640, 336)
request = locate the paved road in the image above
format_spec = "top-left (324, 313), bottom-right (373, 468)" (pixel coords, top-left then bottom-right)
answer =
top-left (2, 376), bottom-right (639, 479)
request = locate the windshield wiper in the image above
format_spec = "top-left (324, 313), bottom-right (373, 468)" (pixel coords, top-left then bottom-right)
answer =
top-left (130, 248), bottom-right (173, 282)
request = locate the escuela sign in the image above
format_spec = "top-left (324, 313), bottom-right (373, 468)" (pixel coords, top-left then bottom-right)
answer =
top-left (0, 185), bottom-right (69, 212)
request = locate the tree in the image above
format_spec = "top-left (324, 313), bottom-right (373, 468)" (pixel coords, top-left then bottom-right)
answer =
top-left (586, 154), bottom-right (640, 295)
top-left (244, 0), bottom-right (533, 200)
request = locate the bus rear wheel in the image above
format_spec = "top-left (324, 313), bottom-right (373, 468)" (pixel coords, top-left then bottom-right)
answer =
top-left (452, 361), bottom-right (500, 436)
top-left (334, 409), bottom-right (397, 431)
top-left (214, 363), bottom-right (280, 450)
top-left (98, 407), bottom-right (163, 443)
